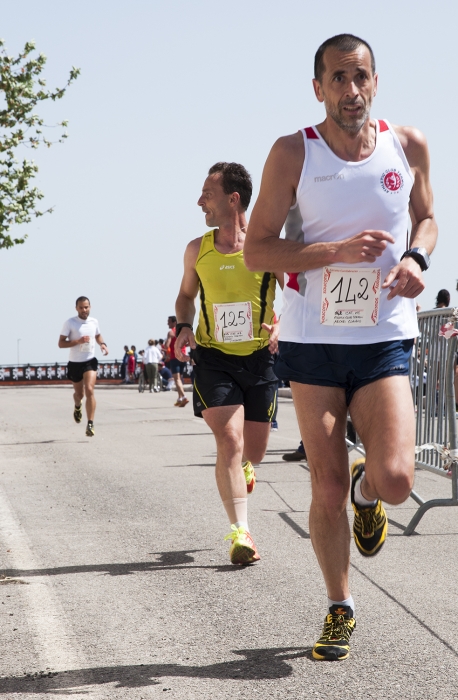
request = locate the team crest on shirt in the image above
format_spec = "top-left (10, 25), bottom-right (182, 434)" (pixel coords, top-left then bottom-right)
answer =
top-left (380, 169), bottom-right (404, 193)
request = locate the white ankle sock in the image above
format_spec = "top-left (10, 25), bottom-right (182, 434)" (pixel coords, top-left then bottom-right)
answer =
top-left (354, 472), bottom-right (377, 507)
top-left (222, 497), bottom-right (248, 530)
top-left (328, 595), bottom-right (355, 616)
top-left (234, 520), bottom-right (249, 531)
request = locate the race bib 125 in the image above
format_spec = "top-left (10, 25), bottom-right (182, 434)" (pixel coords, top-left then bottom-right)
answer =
top-left (213, 301), bottom-right (254, 343)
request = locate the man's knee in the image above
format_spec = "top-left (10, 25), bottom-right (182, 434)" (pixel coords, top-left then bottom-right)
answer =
top-left (310, 469), bottom-right (350, 516)
top-left (376, 466), bottom-right (413, 505)
top-left (366, 452), bottom-right (414, 504)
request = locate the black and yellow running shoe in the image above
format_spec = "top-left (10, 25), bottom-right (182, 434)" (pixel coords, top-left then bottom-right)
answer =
top-left (85, 421), bottom-right (95, 437)
top-left (351, 458), bottom-right (387, 557)
top-left (73, 405), bottom-right (83, 424)
top-left (312, 605), bottom-right (356, 661)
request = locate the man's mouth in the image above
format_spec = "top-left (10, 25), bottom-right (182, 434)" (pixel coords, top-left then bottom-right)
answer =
top-left (342, 103), bottom-right (364, 115)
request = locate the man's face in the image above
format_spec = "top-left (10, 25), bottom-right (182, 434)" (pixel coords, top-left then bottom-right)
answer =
top-left (76, 300), bottom-right (90, 320)
top-left (197, 173), bottom-right (234, 227)
top-left (167, 318), bottom-right (175, 329)
top-left (313, 46), bottom-right (377, 134)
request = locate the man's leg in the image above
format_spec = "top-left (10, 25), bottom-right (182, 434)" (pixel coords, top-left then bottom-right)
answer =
top-left (243, 421), bottom-right (271, 464)
top-left (72, 380), bottom-right (84, 423)
top-left (151, 363), bottom-right (158, 391)
top-left (145, 364), bottom-right (153, 391)
top-left (291, 383), bottom-right (351, 601)
top-left (173, 372), bottom-right (186, 401)
top-left (349, 375), bottom-right (415, 505)
top-left (202, 404), bottom-right (259, 564)
top-left (83, 370), bottom-right (97, 422)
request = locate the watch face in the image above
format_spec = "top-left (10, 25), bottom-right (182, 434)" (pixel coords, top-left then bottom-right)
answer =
top-left (411, 248), bottom-right (430, 270)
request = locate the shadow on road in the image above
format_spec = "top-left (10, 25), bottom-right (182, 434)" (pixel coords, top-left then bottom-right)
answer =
top-left (0, 646), bottom-right (311, 693)
top-left (1, 549), bottom-right (252, 579)
top-left (0, 440), bottom-right (88, 446)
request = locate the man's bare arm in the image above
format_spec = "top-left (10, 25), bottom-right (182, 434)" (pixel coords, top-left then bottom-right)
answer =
top-left (383, 126), bottom-right (438, 299)
top-left (174, 238), bottom-right (201, 361)
top-left (245, 133), bottom-right (394, 273)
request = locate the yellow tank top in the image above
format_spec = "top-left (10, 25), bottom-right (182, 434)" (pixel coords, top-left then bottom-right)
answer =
top-left (195, 230), bottom-right (276, 356)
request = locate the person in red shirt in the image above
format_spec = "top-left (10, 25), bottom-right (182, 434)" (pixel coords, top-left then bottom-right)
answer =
top-left (164, 316), bottom-right (188, 406)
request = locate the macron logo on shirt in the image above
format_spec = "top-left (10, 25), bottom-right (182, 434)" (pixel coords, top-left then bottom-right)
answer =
top-left (314, 173), bottom-right (344, 183)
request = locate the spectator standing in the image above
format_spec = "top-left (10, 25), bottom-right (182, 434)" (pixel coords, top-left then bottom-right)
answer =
top-left (127, 350), bottom-right (136, 383)
top-left (144, 339), bottom-right (163, 392)
top-left (120, 345), bottom-right (129, 382)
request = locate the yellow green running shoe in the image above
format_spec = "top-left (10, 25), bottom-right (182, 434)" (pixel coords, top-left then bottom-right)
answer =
top-left (312, 605), bottom-right (356, 661)
top-left (73, 404), bottom-right (82, 424)
top-left (242, 461), bottom-right (256, 494)
top-left (224, 525), bottom-right (260, 565)
top-left (85, 421), bottom-right (95, 437)
top-left (351, 458), bottom-right (387, 557)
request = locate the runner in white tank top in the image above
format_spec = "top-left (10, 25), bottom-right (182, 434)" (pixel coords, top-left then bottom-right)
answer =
top-left (245, 34), bottom-right (438, 662)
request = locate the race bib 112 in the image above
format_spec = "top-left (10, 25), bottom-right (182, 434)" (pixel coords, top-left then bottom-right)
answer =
top-left (321, 267), bottom-right (381, 326)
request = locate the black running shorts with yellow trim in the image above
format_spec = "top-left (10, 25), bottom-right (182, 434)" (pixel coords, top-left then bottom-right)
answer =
top-left (191, 344), bottom-right (277, 422)
top-left (66, 357), bottom-right (98, 383)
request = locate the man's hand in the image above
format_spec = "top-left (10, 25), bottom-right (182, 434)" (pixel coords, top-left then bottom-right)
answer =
top-left (101, 345), bottom-right (109, 356)
top-left (78, 335), bottom-right (90, 344)
top-left (382, 257), bottom-right (425, 300)
top-left (337, 230), bottom-right (395, 264)
top-left (262, 321), bottom-right (280, 354)
top-left (175, 328), bottom-right (196, 361)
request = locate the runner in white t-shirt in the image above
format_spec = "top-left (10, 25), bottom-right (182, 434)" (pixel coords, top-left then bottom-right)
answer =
top-left (245, 34), bottom-right (438, 661)
top-left (58, 296), bottom-right (109, 437)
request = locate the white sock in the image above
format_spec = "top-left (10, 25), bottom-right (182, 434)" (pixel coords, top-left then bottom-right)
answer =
top-left (328, 595), bottom-right (355, 616)
top-left (234, 520), bottom-right (249, 532)
top-left (354, 472), bottom-right (377, 507)
top-left (222, 497), bottom-right (248, 531)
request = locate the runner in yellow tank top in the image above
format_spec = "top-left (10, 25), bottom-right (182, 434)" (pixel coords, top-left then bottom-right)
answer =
top-left (195, 229), bottom-right (276, 355)
top-left (174, 162), bottom-right (282, 565)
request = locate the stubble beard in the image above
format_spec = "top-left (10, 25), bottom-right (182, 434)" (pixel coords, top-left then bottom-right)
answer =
top-left (327, 98), bottom-right (371, 135)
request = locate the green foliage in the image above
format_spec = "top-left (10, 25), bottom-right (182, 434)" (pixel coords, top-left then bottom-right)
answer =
top-left (0, 39), bottom-right (80, 249)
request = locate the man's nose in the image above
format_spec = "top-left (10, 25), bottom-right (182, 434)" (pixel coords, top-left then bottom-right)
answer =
top-left (346, 81), bottom-right (359, 98)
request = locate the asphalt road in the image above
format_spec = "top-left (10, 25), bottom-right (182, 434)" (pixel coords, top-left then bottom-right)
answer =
top-left (0, 386), bottom-right (457, 699)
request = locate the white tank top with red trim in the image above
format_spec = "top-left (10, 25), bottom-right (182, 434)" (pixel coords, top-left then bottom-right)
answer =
top-left (280, 119), bottom-right (419, 344)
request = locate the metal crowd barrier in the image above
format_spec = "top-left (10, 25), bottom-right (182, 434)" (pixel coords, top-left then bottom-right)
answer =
top-left (346, 307), bottom-right (458, 536)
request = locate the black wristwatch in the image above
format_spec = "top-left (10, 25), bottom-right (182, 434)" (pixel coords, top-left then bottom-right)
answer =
top-left (175, 323), bottom-right (193, 336)
top-left (400, 247), bottom-right (430, 272)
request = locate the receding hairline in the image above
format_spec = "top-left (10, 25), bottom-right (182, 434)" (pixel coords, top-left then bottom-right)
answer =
top-left (314, 34), bottom-right (376, 82)
top-left (75, 296), bottom-right (90, 306)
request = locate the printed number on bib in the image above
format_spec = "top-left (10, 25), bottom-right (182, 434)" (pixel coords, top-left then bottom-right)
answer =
top-left (80, 339), bottom-right (95, 353)
top-left (213, 301), bottom-right (253, 343)
top-left (321, 267), bottom-right (381, 326)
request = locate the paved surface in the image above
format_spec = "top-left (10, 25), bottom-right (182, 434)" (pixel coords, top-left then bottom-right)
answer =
top-left (0, 386), bottom-right (457, 699)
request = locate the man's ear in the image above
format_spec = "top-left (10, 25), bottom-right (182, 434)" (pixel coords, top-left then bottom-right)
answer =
top-left (312, 78), bottom-right (324, 103)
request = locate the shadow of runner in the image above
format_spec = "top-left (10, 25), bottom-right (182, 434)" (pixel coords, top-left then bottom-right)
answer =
top-left (0, 646), bottom-right (311, 693)
top-left (1, 549), bottom-right (252, 578)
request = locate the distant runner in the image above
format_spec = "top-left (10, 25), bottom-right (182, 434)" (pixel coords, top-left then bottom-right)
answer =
top-left (164, 316), bottom-right (189, 407)
top-left (174, 162), bottom-right (281, 565)
top-left (58, 297), bottom-right (109, 437)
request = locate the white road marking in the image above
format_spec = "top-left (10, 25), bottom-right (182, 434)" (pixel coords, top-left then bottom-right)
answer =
top-left (0, 485), bottom-right (86, 672)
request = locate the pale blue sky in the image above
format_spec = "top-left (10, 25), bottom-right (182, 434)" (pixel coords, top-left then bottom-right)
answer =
top-left (1, 0), bottom-right (457, 364)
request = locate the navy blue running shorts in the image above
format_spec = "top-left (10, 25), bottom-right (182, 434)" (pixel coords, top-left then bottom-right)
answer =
top-left (169, 358), bottom-right (186, 375)
top-left (275, 339), bottom-right (414, 406)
